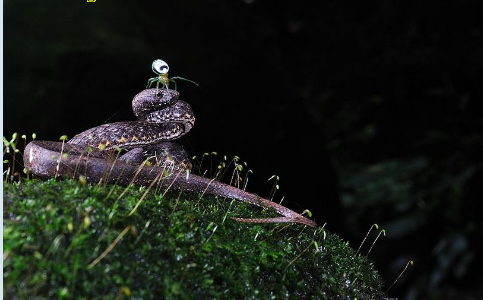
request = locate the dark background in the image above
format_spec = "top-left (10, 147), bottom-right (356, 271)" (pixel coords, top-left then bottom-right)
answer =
top-left (4, 1), bottom-right (483, 299)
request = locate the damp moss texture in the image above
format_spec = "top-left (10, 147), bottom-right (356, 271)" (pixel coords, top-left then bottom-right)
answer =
top-left (3, 179), bottom-right (385, 299)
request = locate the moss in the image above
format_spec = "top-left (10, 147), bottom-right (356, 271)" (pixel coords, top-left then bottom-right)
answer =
top-left (3, 179), bottom-right (385, 299)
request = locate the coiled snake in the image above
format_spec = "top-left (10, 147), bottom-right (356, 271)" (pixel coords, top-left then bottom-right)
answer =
top-left (24, 88), bottom-right (316, 227)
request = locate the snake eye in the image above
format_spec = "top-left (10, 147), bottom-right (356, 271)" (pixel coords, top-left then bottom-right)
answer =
top-left (152, 59), bottom-right (169, 75)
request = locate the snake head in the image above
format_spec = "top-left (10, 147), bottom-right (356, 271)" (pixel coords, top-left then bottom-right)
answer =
top-left (152, 59), bottom-right (169, 75)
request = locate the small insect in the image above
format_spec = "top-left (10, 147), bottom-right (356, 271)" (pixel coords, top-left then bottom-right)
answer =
top-left (146, 59), bottom-right (198, 91)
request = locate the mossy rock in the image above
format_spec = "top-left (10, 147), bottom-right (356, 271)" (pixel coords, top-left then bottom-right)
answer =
top-left (3, 179), bottom-right (385, 299)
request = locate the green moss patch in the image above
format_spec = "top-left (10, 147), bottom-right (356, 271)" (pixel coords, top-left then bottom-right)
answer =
top-left (3, 179), bottom-right (384, 299)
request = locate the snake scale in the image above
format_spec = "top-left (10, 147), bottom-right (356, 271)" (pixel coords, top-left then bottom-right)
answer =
top-left (24, 88), bottom-right (316, 227)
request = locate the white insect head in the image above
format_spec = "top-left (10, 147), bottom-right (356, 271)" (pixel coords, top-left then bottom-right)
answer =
top-left (152, 59), bottom-right (169, 75)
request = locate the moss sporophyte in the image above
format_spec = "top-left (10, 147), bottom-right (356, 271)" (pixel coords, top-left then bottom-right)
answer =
top-left (3, 179), bottom-right (386, 299)
top-left (4, 58), bottom-right (387, 298)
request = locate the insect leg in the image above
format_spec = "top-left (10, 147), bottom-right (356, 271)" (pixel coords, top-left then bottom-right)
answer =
top-left (155, 80), bottom-right (161, 94)
top-left (170, 78), bottom-right (178, 91)
top-left (171, 76), bottom-right (199, 87)
top-left (146, 77), bottom-right (157, 88)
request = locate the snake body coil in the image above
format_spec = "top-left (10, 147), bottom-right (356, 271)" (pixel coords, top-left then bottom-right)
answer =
top-left (68, 89), bottom-right (194, 151)
top-left (23, 88), bottom-right (316, 227)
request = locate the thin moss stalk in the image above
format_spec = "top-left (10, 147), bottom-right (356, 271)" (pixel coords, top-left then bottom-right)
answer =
top-left (4, 179), bottom-right (385, 299)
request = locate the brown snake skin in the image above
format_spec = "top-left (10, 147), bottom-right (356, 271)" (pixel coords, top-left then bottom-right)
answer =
top-left (23, 89), bottom-right (316, 227)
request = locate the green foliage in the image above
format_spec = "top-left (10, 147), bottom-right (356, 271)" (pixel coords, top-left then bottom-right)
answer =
top-left (4, 179), bottom-right (385, 299)
top-left (340, 152), bottom-right (481, 298)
